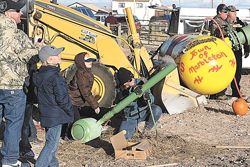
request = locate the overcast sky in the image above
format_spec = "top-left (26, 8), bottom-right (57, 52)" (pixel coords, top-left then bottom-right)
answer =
top-left (57, 0), bottom-right (250, 8)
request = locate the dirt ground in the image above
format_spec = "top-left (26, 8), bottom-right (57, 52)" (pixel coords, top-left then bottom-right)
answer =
top-left (28, 74), bottom-right (250, 167)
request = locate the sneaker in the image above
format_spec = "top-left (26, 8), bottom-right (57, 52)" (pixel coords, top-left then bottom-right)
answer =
top-left (2, 160), bottom-right (30, 167)
top-left (20, 150), bottom-right (35, 159)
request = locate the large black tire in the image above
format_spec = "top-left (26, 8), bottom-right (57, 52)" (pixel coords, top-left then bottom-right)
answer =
top-left (91, 63), bottom-right (116, 108)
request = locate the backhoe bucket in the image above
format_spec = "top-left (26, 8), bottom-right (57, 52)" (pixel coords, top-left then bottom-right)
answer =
top-left (154, 68), bottom-right (207, 115)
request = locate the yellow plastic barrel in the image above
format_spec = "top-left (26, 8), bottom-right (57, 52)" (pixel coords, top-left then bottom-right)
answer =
top-left (179, 36), bottom-right (235, 94)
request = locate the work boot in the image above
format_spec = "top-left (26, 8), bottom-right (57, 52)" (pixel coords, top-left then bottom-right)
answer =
top-left (227, 97), bottom-right (238, 105)
top-left (20, 150), bottom-right (35, 159)
top-left (216, 95), bottom-right (229, 100)
top-left (246, 97), bottom-right (250, 103)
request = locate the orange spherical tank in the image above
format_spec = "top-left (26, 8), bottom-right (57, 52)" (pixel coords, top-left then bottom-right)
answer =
top-left (232, 98), bottom-right (248, 116)
top-left (178, 36), bottom-right (236, 95)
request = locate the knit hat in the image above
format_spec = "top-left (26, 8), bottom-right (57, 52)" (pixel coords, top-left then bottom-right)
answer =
top-left (117, 68), bottom-right (134, 86)
top-left (0, 0), bottom-right (26, 13)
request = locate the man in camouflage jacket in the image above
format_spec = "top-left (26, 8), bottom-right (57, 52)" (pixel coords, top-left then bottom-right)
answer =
top-left (0, 0), bottom-right (38, 166)
top-left (209, 4), bottom-right (232, 100)
top-left (209, 4), bottom-right (230, 38)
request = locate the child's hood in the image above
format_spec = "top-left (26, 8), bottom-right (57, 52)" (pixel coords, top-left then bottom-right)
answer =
top-left (74, 53), bottom-right (88, 71)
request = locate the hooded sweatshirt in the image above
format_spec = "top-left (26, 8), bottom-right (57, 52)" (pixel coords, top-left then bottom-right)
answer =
top-left (33, 65), bottom-right (73, 128)
top-left (68, 53), bottom-right (99, 109)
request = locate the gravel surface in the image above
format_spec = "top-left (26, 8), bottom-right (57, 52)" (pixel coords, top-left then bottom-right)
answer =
top-left (28, 75), bottom-right (250, 167)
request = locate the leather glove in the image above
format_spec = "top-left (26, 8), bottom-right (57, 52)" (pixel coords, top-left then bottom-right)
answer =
top-left (95, 107), bottom-right (100, 114)
top-left (143, 92), bottom-right (150, 101)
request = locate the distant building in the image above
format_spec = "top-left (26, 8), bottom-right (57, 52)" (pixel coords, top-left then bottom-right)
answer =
top-left (68, 2), bottom-right (109, 14)
top-left (112, 0), bottom-right (161, 23)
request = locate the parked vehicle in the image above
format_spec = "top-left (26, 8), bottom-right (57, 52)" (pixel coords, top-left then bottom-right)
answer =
top-left (95, 14), bottom-right (108, 25)
top-left (114, 14), bottom-right (141, 33)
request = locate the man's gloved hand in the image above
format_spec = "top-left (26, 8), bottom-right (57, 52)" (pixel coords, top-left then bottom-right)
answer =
top-left (244, 52), bottom-right (249, 58)
top-left (140, 77), bottom-right (147, 83)
top-left (143, 92), bottom-right (150, 101)
top-left (95, 107), bottom-right (100, 114)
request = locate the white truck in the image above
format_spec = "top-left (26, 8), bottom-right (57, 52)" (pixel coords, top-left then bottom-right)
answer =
top-left (166, 7), bottom-right (250, 70)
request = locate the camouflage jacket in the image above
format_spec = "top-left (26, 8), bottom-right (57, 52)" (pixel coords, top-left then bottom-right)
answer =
top-left (209, 15), bottom-right (230, 38)
top-left (0, 14), bottom-right (38, 89)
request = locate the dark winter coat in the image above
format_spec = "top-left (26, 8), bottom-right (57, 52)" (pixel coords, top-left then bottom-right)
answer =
top-left (68, 54), bottom-right (99, 109)
top-left (117, 79), bottom-right (154, 119)
top-left (33, 65), bottom-right (74, 128)
top-left (209, 15), bottom-right (231, 38)
top-left (24, 55), bottom-right (40, 104)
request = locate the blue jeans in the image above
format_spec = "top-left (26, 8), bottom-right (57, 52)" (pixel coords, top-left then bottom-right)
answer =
top-left (119, 104), bottom-right (162, 139)
top-left (20, 103), bottom-right (37, 153)
top-left (35, 124), bottom-right (62, 167)
top-left (0, 89), bottom-right (26, 165)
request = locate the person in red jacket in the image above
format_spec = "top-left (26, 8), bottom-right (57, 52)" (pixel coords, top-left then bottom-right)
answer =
top-left (105, 12), bottom-right (118, 33)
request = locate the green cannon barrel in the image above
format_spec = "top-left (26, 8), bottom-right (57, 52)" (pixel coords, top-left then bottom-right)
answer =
top-left (71, 64), bottom-right (176, 143)
top-left (237, 24), bottom-right (250, 45)
top-left (226, 24), bottom-right (250, 51)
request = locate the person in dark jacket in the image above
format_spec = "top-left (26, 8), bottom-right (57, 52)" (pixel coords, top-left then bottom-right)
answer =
top-left (19, 55), bottom-right (40, 160)
top-left (227, 5), bottom-right (250, 99)
top-left (68, 52), bottom-right (100, 114)
top-left (209, 4), bottom-right (232, 100)
top-left (33, 45), bottom-right (73, 167)
top-left (63, 52), bottom-right (100, 139)
top-left (116, 68), bottom-right (162, 139)
top-left (209, 4), bottom-right (230, 38)
top-left (104, 12), bottom-right (118, 33)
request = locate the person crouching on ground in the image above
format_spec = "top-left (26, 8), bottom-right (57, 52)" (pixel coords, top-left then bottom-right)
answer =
top-left (63, 52), bottom-right (100, 140)
top-left (116, 68), bottom-right (162, 139)
top-left (33, 45), bottom-right (73, 167)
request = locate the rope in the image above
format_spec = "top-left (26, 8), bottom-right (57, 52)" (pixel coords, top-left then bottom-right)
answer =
top-left (201, 17), bottom-right (249, 109)
top-left (147, 100), bottom-right (158, 141)
top-left (204, 17), bottom-right (225, 40)
top-left (233, 77), bottom-right (250, 109)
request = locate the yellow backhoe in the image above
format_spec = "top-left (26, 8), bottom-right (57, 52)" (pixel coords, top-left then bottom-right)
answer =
top-left (23, 0), bottom-right (248, 115)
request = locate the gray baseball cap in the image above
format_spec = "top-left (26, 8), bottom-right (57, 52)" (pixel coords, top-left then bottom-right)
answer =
top-left (39, 45), bottom-right (64, 62)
